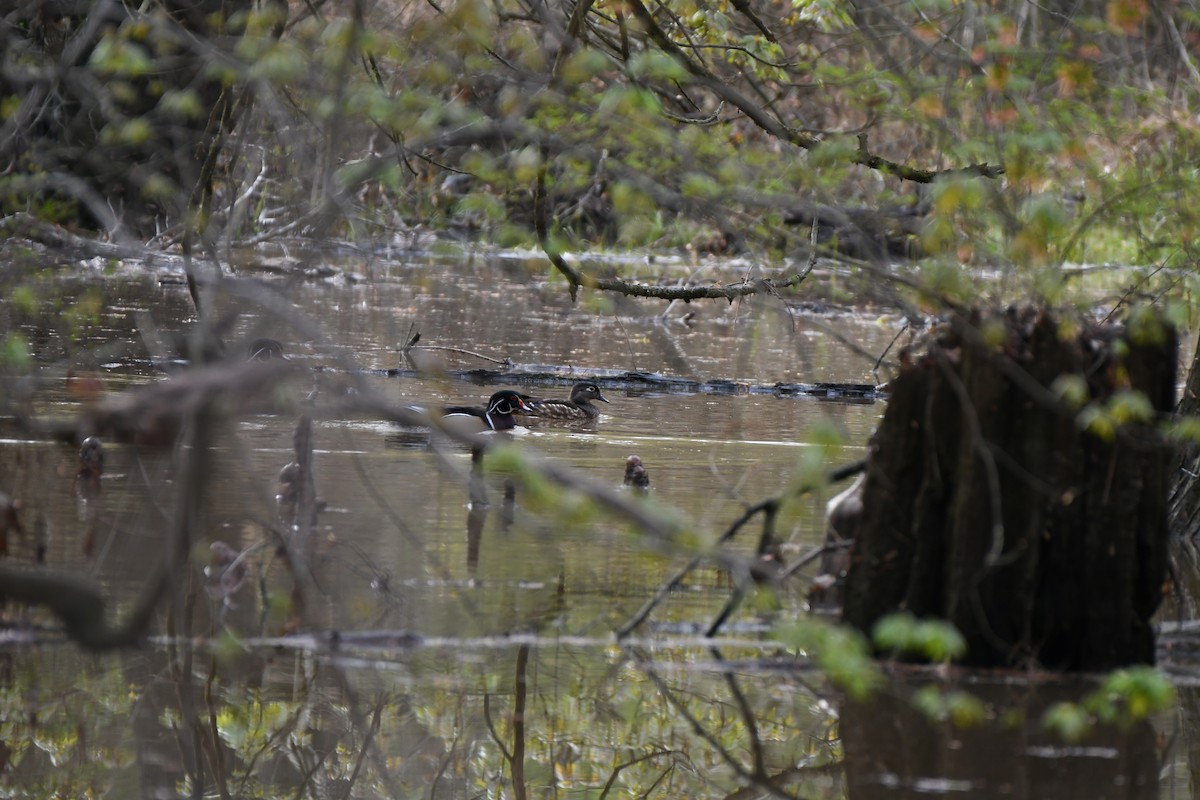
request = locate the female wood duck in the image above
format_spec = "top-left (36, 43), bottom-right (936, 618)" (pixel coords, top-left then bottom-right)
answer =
top-left (526, 382), bottom-right (610, 420)
top-left (442, 389), bottom-right (535, 433)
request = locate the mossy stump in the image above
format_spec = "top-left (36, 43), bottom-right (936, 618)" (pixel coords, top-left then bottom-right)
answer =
top-left (841, 308), bottom-right (1175, 670)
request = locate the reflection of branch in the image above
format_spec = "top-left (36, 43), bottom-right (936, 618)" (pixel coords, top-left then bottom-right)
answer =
top-left (482, 691), bottom-right (514, 761)
top-left (722, 761), bottom-right (845, 800)
top-left (705, 502), bottom-right (779, 637)
top-left (711, 647), bottom-right (766, 779)
top-left (204, 659), bottom-right (233, 800)
top-left (626, 646), bottom-right (795, 799)
top-left (512, 644), bottom-right (529, 800)
top-left (597, 748), bottom-right (679, 800)
top-left (480, 648), bottom-right (554, 799)
top-left (345, 701), bottom-right (385, 795)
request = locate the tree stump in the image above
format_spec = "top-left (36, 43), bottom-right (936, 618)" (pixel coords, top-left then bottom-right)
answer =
top-left (841, 308), bottom-right (1175, 670)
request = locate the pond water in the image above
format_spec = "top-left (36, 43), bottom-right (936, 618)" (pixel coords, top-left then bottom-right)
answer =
top-left (0, 248), bottom-right (1190, 798)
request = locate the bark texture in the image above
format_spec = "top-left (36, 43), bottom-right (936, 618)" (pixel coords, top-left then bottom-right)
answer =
top-left (842, 308), bottom-right (1175, 670)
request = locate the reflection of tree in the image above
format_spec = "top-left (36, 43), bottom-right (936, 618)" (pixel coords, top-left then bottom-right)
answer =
top-left (841, 680), bottom-right (1159, 800)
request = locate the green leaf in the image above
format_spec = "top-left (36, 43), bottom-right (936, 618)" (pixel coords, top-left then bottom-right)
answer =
top-left (872, 612), bottom-right (967, 662)
top-left (1042, 701), bottom-right (1092, 743)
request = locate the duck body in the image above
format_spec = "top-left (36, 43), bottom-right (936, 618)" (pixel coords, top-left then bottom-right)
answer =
top-left (526, 382), bottom-right (610, 420)
top-left (623, 454), bottom-right (650, 492)
top-left (442, 390), bottom-right (534, 433)
top-left (247, 338), bottom-right (285, 361)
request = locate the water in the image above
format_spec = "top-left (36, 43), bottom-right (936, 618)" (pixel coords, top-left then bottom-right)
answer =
top-left (0, 249), bottom-right (1184, 798)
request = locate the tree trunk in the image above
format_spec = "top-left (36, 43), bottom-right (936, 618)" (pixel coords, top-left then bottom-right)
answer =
top-left (841, 308), bottom-right (1174, 670)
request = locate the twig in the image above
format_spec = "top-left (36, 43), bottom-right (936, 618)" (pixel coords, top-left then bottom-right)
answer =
top-left (873, 320), bottom-right (911, 378)
top-left (618, 462), bottom-right (865, 638)
top-left (776, 540), bottom-right (854, 582)
top-left (400, 326), bottom-right (514, 367)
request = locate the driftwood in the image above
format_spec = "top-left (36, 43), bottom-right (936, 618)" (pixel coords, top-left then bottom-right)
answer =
top-left (840, 308), bottom-right (1174, 670)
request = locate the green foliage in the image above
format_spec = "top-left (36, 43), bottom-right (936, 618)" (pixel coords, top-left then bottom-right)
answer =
top-left (0, 332), bottom-right (32, 370)
top-left (912, 685), bottom-right (989, 728)
top-left (9, 0), bottom-right (1200, 268)
top-left (1077, 389), bottom-right (1155, 440)
top-left (486, 446), bottom-right (602, 529)
top-left (1050, 373), bottom-right (1089, 409)
top-left (775, 619), bottom-right (881, 700)
top-left (792, 0), bottom-right (853, 29)
top-left (628, 51), bottom-right (690, 82)
top-left (89, 35), bottom-right (155, 77)
top-left (1042, 667), bottom-right (1174, 742)
top-left (872, 612), bottom-right (967, 663)
top-left (1163, 415), bottom-right (1200, 447)
top-left (1042, 701), bottom-right (1093, 743)
top-left (1090, 666), bottom-right (1175, 723)
top-left (1125, 304), bottom-right (1171, 346)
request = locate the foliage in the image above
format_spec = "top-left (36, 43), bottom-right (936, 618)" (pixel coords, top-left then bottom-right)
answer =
top-left (776, 618), bottom-right (881, 700)
top-left (1042, 666), bottom-right (1175, 742)
top-left (911, 685), bottom-right (989, 728)
top-left (0, 0), bottom-right (1193, 793)
top-left (872, 612), bottom-right (968, 663)
top-left (2, 0), bottom-right (1198, 290)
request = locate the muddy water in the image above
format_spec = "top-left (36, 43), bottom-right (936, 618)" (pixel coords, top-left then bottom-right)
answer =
top-left (0, 251), bottom-right (1183, 798)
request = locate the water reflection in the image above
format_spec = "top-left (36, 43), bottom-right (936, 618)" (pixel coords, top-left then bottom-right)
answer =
top-left (0, 253), bottom-right (1185, 796)
top-left (842, 677), bottom-right (1161, 799)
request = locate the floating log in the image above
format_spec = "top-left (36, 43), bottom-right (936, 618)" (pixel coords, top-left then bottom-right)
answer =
top-left (840, 308), bottom-right (1174, 670)
top-left (383, 364), bottom-right (881, 402)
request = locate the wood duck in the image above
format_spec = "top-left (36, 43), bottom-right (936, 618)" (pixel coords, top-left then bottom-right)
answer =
top-left (442, 389), bottom-right (535, 433)
top-left (248, 338), bottom-right (285, 361)
top-left (526, 382), bottom-right (610, 420)
top-left (623, 454), bottom-right (650, 492)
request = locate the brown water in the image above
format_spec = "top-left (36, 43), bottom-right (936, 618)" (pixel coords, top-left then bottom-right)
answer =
top-left (0, 250), bottom-right (1185, 798)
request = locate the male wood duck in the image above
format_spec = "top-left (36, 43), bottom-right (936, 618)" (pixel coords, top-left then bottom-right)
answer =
top-left (526, 382), bottom-right (610, 420)
top-left (442, 389), bottom-right (535, 433)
